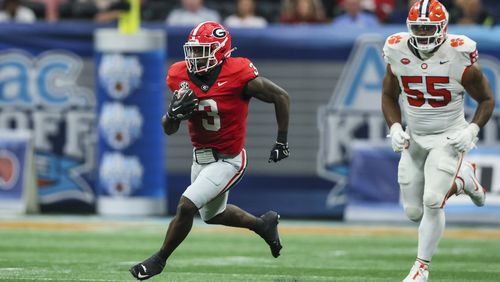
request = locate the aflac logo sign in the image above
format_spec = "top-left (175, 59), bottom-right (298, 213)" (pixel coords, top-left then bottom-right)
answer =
top-left (0, 50), bottom-right (95, 204)
top-left (318, 36), bottom-right (500, 205)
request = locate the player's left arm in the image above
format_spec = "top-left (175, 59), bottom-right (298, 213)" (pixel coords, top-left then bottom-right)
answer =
top-left (448, 63), bottom-right (495, 152)
top-left (245, 76), bottom-right (290, 162)
top-left (462, 63), bottom-right (495, 128)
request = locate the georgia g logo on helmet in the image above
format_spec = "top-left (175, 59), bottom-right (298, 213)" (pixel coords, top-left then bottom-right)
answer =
top-left (212, 27), bottom-right (227, 38)
top-left (183, 22), bottom-right (233, 74)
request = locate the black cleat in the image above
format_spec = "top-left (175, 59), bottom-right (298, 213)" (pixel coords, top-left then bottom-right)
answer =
top-left (256, 211), bottom-right (282, 258)
top-left (129, 252), bottom-right (166, 281)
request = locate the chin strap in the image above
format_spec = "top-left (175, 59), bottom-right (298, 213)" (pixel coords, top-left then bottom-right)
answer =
top-left (224, 47), bottom-right (237, 59)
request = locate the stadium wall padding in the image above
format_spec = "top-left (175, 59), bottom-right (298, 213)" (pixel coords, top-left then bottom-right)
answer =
top-left (1, 23), bottom-right (499, 217)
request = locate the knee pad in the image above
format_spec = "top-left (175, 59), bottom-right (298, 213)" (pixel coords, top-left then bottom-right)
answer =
top-left (423, 191), bottom-right (444, 209)
top-left (404, 206), bottom-right (423, 222)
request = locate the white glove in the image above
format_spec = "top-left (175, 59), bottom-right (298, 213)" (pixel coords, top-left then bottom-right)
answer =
top-left (389, 123), bottom-right (410, 153)
top-left (447, 123), bottom-right (480, 152)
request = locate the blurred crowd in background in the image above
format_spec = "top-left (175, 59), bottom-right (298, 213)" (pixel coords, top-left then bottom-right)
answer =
top-left (0, 0), bottom-right (498, 27)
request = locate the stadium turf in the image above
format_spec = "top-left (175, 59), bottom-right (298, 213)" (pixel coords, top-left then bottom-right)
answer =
top-left (0, 217), bottom-right (499, 281)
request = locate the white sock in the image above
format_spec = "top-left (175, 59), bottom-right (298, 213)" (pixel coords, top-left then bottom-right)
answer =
top-left (417, 206), bottom-right (445, 261)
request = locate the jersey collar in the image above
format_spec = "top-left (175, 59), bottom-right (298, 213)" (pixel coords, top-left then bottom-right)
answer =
top-left (187, 62), bottom-right (223, 92)
top-left (407, 38), bottom-right (446, 61)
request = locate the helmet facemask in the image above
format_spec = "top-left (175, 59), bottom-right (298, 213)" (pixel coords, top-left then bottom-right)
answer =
top-left (407, 19), bottom-right (447, 52)
top-left (184, 39), bottom-right (227, 74)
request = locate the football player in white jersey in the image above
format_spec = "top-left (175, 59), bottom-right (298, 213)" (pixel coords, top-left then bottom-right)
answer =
top-left (381, 0), bottom-right (494, 281)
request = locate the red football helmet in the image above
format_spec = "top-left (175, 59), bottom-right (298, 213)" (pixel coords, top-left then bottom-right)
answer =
top-left (183, 21), bottom-right (233, 74)
top-left (407, 0), bottom-right (449, 52)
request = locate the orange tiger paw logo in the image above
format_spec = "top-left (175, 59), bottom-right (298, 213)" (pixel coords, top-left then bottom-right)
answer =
top-left (388, 35), bottom-right (402, 45)
top-left (451, 38), bottom-right (464, 47)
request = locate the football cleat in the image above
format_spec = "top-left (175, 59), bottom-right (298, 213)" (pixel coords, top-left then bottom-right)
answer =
top-left (129, 252), bottom-right (166, 281)
top-left (457, 162), bottom-right (486, 207)
top-left (403, 261), bottom-right (429, 282)
top-left (256, 211), bottom-right (282, 258)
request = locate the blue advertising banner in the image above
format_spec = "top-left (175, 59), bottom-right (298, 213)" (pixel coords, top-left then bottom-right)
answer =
top-left (0, 131), bottom-right (30, 213)
top-left (0, 22), bottom-right (499, 216)
top-left (0, 49), bottom-right (96, 212)
top-left (95, 29), bottom-right (166, 215)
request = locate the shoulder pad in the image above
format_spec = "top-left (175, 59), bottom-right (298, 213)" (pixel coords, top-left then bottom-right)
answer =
top-left (167, 61), bottom-right (185, 78)
top-left (447, 34), bottom-right (476, 53)
top-left (383, 32), bottom-right (410, 65)
top-left (446, 34), bottom-right (478, 65)
top-left (384, 32), bottom-right (410, 50)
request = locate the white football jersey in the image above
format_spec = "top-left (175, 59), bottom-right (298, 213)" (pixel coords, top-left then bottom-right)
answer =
top-left (383, 32), bottom-right (478, 135)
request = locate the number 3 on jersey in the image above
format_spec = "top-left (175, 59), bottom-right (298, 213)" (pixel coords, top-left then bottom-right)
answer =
top-left (401, 76), bottom-right (451, 107)
top-left (198, 99), bottom-right (221, 131)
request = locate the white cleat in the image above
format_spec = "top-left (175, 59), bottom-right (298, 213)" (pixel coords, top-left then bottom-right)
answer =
top-left (403, 261), bottom-right (429, 282)
top-left (457, 162), bottom-right (486, 207)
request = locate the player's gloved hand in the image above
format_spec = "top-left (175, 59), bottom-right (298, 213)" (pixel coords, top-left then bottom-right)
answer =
top-left (268, 142), bottom-right (289, 163)
top-left (389, 123), bottom-right (410, 153)
top-left (447, 123), bottom-right (480, 152)
top-left (166, 89), bottom-right (198, 121)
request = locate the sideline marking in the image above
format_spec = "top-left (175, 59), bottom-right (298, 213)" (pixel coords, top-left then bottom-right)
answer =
top-left (1, 220), bottom-right (500, 239)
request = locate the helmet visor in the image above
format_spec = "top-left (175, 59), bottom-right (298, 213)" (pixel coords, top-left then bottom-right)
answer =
top-left (409, 24), bottom-right (438, 36)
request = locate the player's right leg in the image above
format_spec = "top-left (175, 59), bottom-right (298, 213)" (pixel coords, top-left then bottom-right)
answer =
top-left (455, 161), bottom-right (486, 206)
top-left (404, 144), bottom-right (462, 282)
top-left (129, 196), bottom-right (198, 281)
top-left (398, 139), bottom-right (427, 222)
top-left (130, 158), bottom-right (205, 280)
top-left (398, 138), bottom-right (428, 281)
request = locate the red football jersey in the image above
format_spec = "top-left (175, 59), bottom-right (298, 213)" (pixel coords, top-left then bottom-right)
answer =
top-left (166, 57), bottom-right (259, 154)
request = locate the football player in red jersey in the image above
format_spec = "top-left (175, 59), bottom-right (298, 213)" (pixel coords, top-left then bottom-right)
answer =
top-left (129, 21), bottom-right (290, 281)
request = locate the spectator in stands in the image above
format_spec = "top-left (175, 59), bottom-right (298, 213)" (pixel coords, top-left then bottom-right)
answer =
top-left (442, 0), bottom-right (465, 24)
top-left (26, 0), bottom-right (67, 22)
top-left (455, 0), bottom-right (495, 27)
top-left (166, 0), bottom-right (220, 26)
top-left (225, 0), bottom-right (267, 28)
top-left (0, 0), bottom-right (36, 22)
top-left (331, 0), bottom-right (379, 27)
top-left (280, 0), bottom-right (326, 24)
top-left (335, 0), bottom-right (394, 23)
top-left (387, 0), bottom-right (418, 24)
top-left (94, 0), bottom-right (132, 23)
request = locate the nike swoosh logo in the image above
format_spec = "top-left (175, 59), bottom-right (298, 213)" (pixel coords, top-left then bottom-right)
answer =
top-left (439, 61), bottom-right (449, 64)
top-left (172, 105), bottom-right (182, 112)
top-left (137, 264), bottom-right (149, 279)
top-left (217, 81), bottom-right (228, 87)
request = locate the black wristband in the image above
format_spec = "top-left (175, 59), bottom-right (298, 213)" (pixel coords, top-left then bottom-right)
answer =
top-left (277, 131), bottom-right (287, 144)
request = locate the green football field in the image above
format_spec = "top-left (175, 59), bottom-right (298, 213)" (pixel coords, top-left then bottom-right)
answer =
top-left (0, 217), bottom-right (499, 282)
